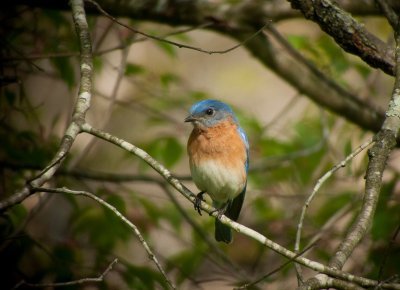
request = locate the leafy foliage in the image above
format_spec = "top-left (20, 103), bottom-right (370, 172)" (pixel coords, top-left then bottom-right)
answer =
top-left (0, 4), bottom-right (399, 290)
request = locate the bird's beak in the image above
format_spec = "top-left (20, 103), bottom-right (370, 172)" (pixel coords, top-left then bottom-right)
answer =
top-left (184, 115), bottom-right (196, 122)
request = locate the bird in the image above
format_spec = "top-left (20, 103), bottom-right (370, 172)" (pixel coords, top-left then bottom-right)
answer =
top-left (185, 99), bottom-right (249, 243)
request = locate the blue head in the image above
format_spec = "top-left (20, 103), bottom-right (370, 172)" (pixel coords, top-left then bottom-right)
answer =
top-left (184, 99), bottom-right (238, 128)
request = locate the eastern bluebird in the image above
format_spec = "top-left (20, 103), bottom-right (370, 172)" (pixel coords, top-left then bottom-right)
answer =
top-left (185, 100), bottom-right (249, 243)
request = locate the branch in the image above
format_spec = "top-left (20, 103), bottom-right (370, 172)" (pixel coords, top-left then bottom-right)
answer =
top-left (294, 138), bottom-right (374, 280)
top-left (236, 243), bottom-right (316, 289)
top-left (288, 0), bottom-right (395, 75)
top-left (80, 122), bottom-right (400, 290)
top-left (31, 186), bottom-right (176, 290)
top-left (299, 4), bottom-right (400, 289)
top-left (86, 0), bottom-right (267, 55)
top-left (328, 1), bottom-right (400, 271)
top-left (297, 273), bottom-right (368, 290)
top-left (14, 258), bottom-right (118, 289)
top-left (10, 0), bottom-right (400, 22)
top-left (376, 0), bottom-right (400, 29)
top-left (159, 184), bottom-right (246, 277)
top-left (7, 0), bottom-right (388, 132)
top-left (0, 0), bottom-right (93, 211)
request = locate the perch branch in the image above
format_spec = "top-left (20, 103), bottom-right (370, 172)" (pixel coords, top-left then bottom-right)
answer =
top-left (80, 122), bottom-right (400, 290)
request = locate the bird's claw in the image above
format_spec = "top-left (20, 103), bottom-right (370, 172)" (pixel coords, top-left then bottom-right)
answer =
top-left (210, 204), bottom-right (228, 218)
top-left (194, 191), bottom-right (205, 216)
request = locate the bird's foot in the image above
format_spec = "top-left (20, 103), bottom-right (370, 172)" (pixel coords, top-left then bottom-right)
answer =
top-left (194, 191), bottom-right (205, 216)
top-left (210, 203), bottom-right (229, 219)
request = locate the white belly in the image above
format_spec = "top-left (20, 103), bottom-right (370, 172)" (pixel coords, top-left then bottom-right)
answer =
top-left (190, 159), bottom-right (245, 203)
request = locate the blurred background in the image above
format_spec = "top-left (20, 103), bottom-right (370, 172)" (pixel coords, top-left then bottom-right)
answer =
top-left (1, 3), bottom-right (400, 290)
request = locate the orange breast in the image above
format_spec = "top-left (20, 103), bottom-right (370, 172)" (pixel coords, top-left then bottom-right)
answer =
top-left (187, 118), bottom-right (247, 180)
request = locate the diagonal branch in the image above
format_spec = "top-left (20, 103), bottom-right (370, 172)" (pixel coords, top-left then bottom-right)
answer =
top-left (376, 0), bottom-right (400, 30)
top-left (80, 122), bottom-right (400, 290)
top-left (299, 3), bottom-right (400, 289)
top-left (294, 138), bottom-right (374, 282)
top-left (5, 0), bottom-right (388, 132)
top-left (30, 186), bottom-right (176, 290)
top-left (329, 0), bottom-right (400, 271)
top-left (288, 0), bottom-right (395, 75)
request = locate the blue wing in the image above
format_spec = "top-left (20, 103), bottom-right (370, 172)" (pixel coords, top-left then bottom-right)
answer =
top-left (237, 126), bottom-right (249, 172)
top-left (215, 118), bottom-right (250, 243)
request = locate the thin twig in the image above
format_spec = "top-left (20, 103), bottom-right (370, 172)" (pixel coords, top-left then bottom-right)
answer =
top-left (80, 123), bottom-right (400, 290)
top-left (236, 242), bottom-right (316, 290)
top-left (294, 137), bottom-right (374, 283)
top-left (31, 186), bottom-right (176, 290)
top-left (13, 258), bottom-right (118, 289)
top-left (85, 0), bottom-right (267, 55)
top-left (375, 0), bottom-right (399, 29)
top-left (5, 22), bottom-right (213, 61)
top-left (326, 3), bottom-right (400, 272)
top-left (0, 0), bottom-right (93, 211)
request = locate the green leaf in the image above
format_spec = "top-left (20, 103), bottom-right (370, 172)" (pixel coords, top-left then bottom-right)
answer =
top-left (72, 200), bottom-right (130, 251)
top-left (142, 137), bottom-right (183, 169)
top-left (293, 119), bottom-right (321, 147)
top-left (51, 57), bottom-right (75, 89)
top-left (43, 10), bottom-right (69, 28)
top-left (287, 34), bottom-right (320, 59)
top-left (317, 35), bottom-right (350, 74)
top-left (156, 42), bottom-right (176, 58)
top-left (354, 63), bottom-right (372, 80)
top-left (122, 264), bottom-right (169, 290)
top-left (344, 140), bottom-right (352, 156)
top-left (170, 33), bottom-right (191, 43)
top-left (164, 137), bottom-right (183, 167)
top-left (315, 192), bottom-right (353, 226)
top-left (287, 35), bottom-right (308, 50)
top-left (93, 56), bottom-right (103, 72)
top-left (371, 179), bottom-right (400, 240)
top-left (253, 196), bottom-right (282, 221)
top-left (168, 250), bottom-right (205, 285)
top-left (137, 197), bottom-right (161, 225)
top-left (105, 194), bottom-right (126, 215)
top-left (8, 204), bottom-right (28, 228)
top-left (189, 90), bottom-right (207, 101)
top-left (125, 63), bottom-right (145, 76)
top-left (160, 72), bottom-right (180, 89)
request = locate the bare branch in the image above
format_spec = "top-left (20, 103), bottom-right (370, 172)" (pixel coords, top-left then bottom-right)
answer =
top-left (14, 258), bottom-right (118, 289)
top-left (297, 273), bottom-right (368, 290)
top-left (85, 0), bottom-right (267, 55)
top-left (80, 122), bottom-right (400, 290)
top-left (0, 0), bottom-right (93, 211)
top-left (236, 243), bottom-right (316, 290)
top-left (376, 0), bottom-right (400, 29)
top-left (299, 5), bottom-right (400, 289)
top-left (31, 186), bottom-right (176, 290)
top-left (288, 0), bottom-right (395, 75)
top-left (328, 4), bottom-right (400, 271)
top-left (294, 138), bottom-right (374, 277)
top-left (5, 0), bottom-right (387, 132)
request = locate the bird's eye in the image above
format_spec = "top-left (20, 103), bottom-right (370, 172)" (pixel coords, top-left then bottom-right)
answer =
top-left (205, 108), bottom-right (214, 116)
